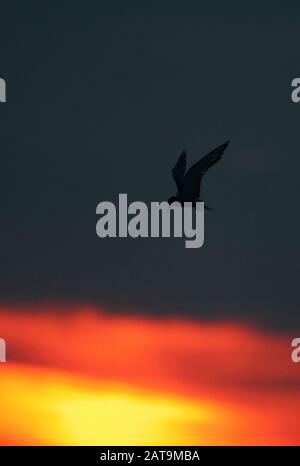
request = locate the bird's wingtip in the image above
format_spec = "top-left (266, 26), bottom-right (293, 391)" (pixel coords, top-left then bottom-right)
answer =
top-left (219, 140), bottom-right (230, 152)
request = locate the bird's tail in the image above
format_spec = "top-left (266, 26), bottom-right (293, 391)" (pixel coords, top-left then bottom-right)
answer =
top-left (204, 204), bottom-right (217, 212)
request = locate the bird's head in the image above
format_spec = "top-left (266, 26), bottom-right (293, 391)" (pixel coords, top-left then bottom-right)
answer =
top-left (168, 196), bottom-right (178, 205)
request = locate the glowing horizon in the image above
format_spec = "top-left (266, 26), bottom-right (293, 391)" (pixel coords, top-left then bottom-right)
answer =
top-left (0, 304), bottom-right (299, 445)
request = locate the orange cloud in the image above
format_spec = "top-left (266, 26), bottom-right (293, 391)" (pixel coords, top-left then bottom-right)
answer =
top-left (0, 304), bottom-right (299, 445)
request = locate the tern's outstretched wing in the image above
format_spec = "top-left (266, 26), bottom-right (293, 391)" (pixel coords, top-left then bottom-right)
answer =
top-left (183, 141), bottom-right (230, 198)
top-left (172, 150), bottom-right (187, 194)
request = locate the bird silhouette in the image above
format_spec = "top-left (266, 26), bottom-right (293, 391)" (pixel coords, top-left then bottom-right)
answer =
top-left (168, 141), bottom-right (230, 210)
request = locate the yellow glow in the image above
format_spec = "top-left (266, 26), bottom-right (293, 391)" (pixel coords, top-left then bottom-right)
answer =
top-left (1, 364), bottom-right (228, 445)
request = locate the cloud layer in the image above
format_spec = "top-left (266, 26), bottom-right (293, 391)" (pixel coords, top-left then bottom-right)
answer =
top-left (0, 304), bottom-right (299, 445)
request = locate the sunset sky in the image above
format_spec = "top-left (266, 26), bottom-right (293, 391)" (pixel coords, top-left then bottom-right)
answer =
top-left (0, 304), bottom-right (299, 445)
top-left (1, 3), bottom-right (300, 446)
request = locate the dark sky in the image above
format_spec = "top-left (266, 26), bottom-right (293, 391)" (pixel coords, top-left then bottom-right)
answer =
top-left (1, 2), bottom-right (300, 330)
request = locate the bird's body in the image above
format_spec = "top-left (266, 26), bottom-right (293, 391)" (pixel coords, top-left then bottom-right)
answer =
top-left (168, 141), bottom-right (230, 209)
